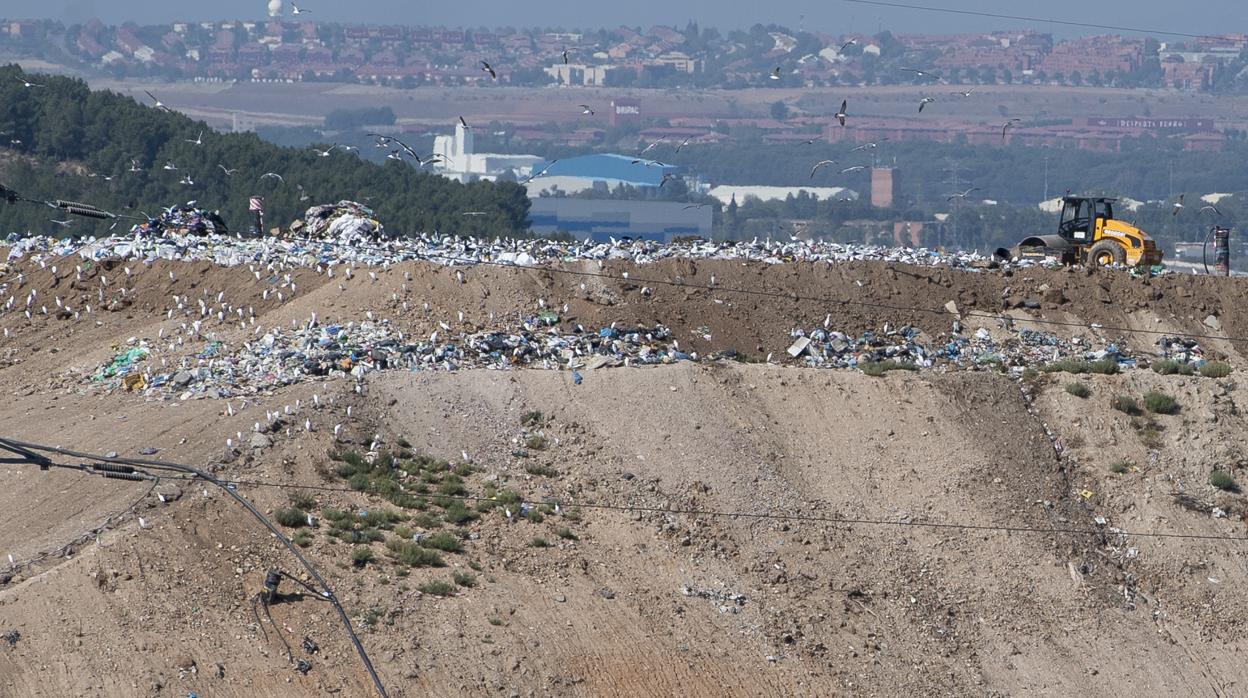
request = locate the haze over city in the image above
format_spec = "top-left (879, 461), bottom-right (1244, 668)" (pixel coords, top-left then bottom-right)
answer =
top-left (4, 0), bottom-right (1245, 37)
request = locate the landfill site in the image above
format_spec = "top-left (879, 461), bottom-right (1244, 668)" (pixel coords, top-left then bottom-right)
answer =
top-left (4, 213), bottom-right (1248, 698)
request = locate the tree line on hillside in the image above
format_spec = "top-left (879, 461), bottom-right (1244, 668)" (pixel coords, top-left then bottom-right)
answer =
top-left (0, 65), bottom-right (530, 239)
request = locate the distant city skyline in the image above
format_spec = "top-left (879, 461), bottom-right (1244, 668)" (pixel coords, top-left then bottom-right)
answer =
top-left (2, 0), bottom-right (1243, 40)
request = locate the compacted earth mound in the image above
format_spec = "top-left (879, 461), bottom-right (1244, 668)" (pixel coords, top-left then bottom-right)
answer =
top-left (2, 253), bottom-right (1247, 696)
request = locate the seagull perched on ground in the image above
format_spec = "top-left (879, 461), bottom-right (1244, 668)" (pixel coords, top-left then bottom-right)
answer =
top-left (769, 66), bottom-right (782, 80)
top-left (810, 159), bottom-right (836, 178)
top-left (850, 138), bottom-right (888, 152)
top-left (1172, 194), bottom-right (1185, 216)
top-left (144, 90), bottom-right (172, 112)
top-left (900, 67), bottom-right (943, 81)
top-left (1002, 118), bottom-right (1022, 141)
top-left (918, 96), bottom-right (936, 113)
top-left (481, 60), bottom-right (497, 79)
top-left (260, 172), bottom-right (284, 183)
top-left (946, 187), bottom-right (981, 202)
top-left (185, 130), bottom-right (204, 146)
top-left (834, 99), bottom-right (848, 126)
top-left (578, 104), bottom-right (595, 116)
top-left (16, 76), bottom-right (45, 88)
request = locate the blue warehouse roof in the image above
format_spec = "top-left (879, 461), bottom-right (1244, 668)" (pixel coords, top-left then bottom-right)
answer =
top-left (532, 153), bottom-right (680, 187)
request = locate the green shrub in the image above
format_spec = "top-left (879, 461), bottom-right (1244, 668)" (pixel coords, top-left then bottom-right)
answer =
top-left (1210, 470), bottom-right (1237, 492)
top-left (1089, 359), bottom-right (1120, 375)
top-left (1111, 395), bottom-right (1140, 415)
top-left (351, 546), bottom-right (375, 567)
top-left (443, 502), bottom-right (479, 525)
top-left (393, 524), bottom-right (414, 540)
top-left (437, 475), bottom-right (468, 497)
top-left (395, 437), bottom-right (412, 448)
top-left (859, 360), bottom-right (919, 377)
top-left (421, 531), bottom-right (463, 553)
top-left (1201, 362), bottom-right (1233, 378)
top-left (1040, 359), bottom-right (1089, 374)
top-left (1151, 359), bottom-right (1194, 376)
top-left (411, 512), bottom-right (443, 529)
top-left (524, 463), bottom-right (560, 477)
top-left (1143, 391), bottom-right (1179, 415)
top-left (452, 571), bottom-right (477, 588)
top-left (1108, 461), bottom-right (1131, 475)
top-left (529, 537), bottom-right (550, 548)
top-left (274, 507), bottom-right (308, 528)
top-left (524, 509), bottom-right (545, 524)
top-left (291, 529), bottom-right (314, 547)
top-left (322, 506), bottom-right (349, 522)
top-left (1064, 382), bottom-right (1091, 398)
top-left (385, 539), bottom-right (445, 567)
top-left (525, 435), bottom-right (549, 451)
top-left (418, 580), bottom-right (455, 596)
top-left (289, 490), bottom-right (317, 511)
top-left (556, 526), bottom-right (578, 540)
top-left (488, 617), bottom-right (503, 626)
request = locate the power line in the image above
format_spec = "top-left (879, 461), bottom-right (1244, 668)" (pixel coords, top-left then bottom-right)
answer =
top-left (140, 471), bottom-right (1248, 545)
top-left (842, 0), bottom-right (1223, 40)
top-left (0, 437), bottom-right (389, 698)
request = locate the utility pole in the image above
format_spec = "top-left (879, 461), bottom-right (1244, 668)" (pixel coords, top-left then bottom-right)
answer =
top-left (945, 160), bottom-right (962, 250)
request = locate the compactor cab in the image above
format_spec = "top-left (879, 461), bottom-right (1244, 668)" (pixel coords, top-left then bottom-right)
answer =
top-left (999, 195), bottom-right (1164, 268)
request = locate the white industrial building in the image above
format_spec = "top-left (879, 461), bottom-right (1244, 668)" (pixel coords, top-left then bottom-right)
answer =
top-left (431, 122), bottom-right (544, 183)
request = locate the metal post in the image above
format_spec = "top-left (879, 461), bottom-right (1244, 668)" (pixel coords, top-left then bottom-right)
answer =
top-left (1215, 226), bottom-right (1230, 276)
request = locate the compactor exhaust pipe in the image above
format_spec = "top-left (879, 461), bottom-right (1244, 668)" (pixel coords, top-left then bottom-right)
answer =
top-left (1204, 226), bottom-right (1231, 276)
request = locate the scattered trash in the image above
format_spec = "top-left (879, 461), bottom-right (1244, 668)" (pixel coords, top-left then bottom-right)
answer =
top-left (296, 659), bottom-right (312, 674)
top-left (302, 636), bottom-right (318, 654)
top-left (1, 630), bottom-right (19, 647)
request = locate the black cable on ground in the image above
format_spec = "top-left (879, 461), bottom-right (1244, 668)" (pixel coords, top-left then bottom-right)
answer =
top-left (0, 437), bottom-right (389, 698)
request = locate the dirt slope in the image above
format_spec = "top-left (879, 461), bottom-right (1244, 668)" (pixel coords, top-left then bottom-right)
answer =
top-left (2, 255), bottom-right (1248, 697)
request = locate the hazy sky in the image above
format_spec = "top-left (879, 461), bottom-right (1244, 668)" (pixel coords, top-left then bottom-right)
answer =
top-left (2, 0), bottom-right (1240, 38)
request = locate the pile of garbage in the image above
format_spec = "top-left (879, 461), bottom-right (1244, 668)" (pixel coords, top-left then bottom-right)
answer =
top-left (293, 201), bottom-right (384, 243)
top-left (6, 224), bottom-right (1017, 273)
top-left (785, 323), bottom-right (1147, 371)
top-left (131, 203), bottom-right (229, 237)
top-left (88, 319), bottom-right (691, 399)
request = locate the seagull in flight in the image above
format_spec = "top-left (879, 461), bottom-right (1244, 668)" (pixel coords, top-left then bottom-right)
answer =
top-left (368, 132), bottom-right (394, 148)
top-left (461, 211), bottom-right (487, 216)
top-left (675, 135), bottom-right (695, 152)
top-left (50, 219), bottom-right (73, 227)
top-left (1172, 193), bottom-right (1185, 216)
top-left (638, 137), bottom-right (666, 157)
top-left (950, 88), bottom-right (974, 98)
top-left (144, 90), bottom-right (172, 112)
top-left (1200, 204), bottom-right (1223, 216)
top-left (522, 160), bottom-right (558, 184)
top-left (562, 48), bottom-right (570, 64)
top-left (659, 173), bottom-right (677, 187)
top-left (1002, 118), bottom-right (1022, 141)
top-left (850, 138), bottom-right (888, 152)
top-left (128, 159), bottom-right (143, 172)
top-left (185, 130), bottom-right (204, 146)
top-left (840, 165), bottom-right (866, 174)
top-left (918, 97), bottom-right (936, 113)
top-left (297, 184), bottom-right (311, 202)
top-left (683, 202), bottom-right (713, 210)
top-left (162, 161), bottom-right (178, 171)
top-left (838, 38), bottom-right (858, 53)
top-left (578, 104), bottom-right (595, 116)
top-left (801, 136), bottom-right (822, 145)
top-left (946, 187), bottom-right (981, 202)
top-left (769, 66), bottom-right (782, 80)
top-left (312, 145), bottom-right (336, 157)
top-left (459, 115), bottom-right (470, 129)
top-left (218, 164), bottom-right (238, 176)
top-left (900, 67), bottom-right (943, 81)
top-left (810, 159), bottom-right (836, 178)
top-left (386, 150), bottom-right (404, 161)
top-left (179, 174), bottom-right (195, 186)
top-left (834, 99), bottom-right (848, 126)
top-left (291, 2), bottom-right (310, 14)
top-left (481, 60), bottom-right (497, 79)
top-left (337, 144), bottom-right (359, 153)
top-left (260, 172), bottom-right (285, 183)
top-left (16, 76), bottom-right (45, 88)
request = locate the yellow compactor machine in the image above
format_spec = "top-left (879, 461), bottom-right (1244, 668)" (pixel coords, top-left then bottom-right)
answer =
top-left (996, 195), bottom-right (1164, 268)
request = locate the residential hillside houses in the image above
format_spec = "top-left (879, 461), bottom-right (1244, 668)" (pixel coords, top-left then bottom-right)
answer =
top-left (2, 17), bottom-right (1246, 92)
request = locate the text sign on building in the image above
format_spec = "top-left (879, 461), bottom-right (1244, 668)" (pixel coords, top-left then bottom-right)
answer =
top-left (1090, 118), bottom-right (1215, 131)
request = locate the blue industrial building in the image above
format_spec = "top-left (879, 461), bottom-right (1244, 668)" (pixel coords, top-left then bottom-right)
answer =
top-left (529, 198), bottom-right (712, 243)
top-left (526, 154), bottom-right (681, 194)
